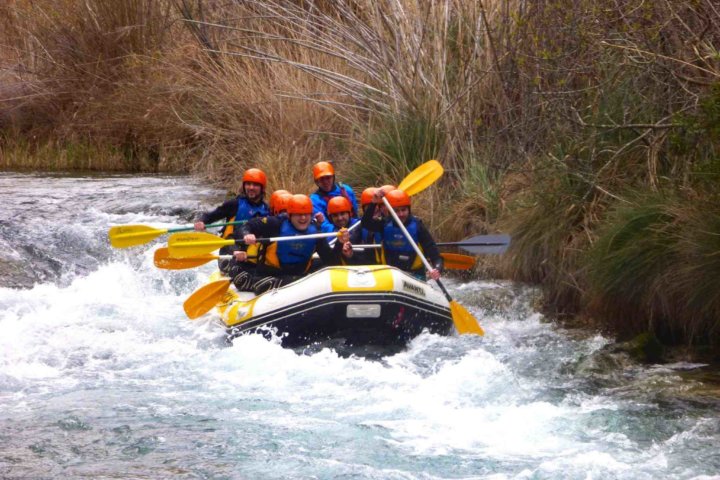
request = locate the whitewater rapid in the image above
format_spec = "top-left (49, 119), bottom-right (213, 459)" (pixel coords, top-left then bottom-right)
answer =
top-left (1, 172), bottom-right (718, 479)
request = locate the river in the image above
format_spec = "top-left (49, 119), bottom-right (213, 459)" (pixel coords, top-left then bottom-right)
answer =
top-left (0, 171), bottom-right (718, 479)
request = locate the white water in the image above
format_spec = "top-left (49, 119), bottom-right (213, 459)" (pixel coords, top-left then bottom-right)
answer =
top-left (1, 172), bottom-right (719, 479)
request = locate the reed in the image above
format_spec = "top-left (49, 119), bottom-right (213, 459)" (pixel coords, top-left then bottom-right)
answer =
top-left (348, 113), bottom-right (444, 189)
top-left (0, 135), bottom-right (191, 172)
top-left (0, 0), bottom-right (189, 166)
top-left (586, 193), bottom-right (720, 345)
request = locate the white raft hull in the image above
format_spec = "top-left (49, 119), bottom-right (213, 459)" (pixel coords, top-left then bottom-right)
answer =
top-left (214, 265), bottom-right (454, 347)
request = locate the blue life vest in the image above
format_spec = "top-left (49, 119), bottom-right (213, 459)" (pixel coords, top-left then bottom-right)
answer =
top-left (381, 217), bottom-right (424, 271)
top-left (271, 220), bottom-right (319, 267)
top-left (383, 218), bottom-right (419, 254)
top-left (222, 197), bottom-right (270, 239)
top-left (311, 182), bottom-right (358, 219)
top-left (359, 226), bottom-right (381, 264)
top-left (361, 227), bottom-right (382, 244)
top-left (236, 197), bottom-right (270, 221)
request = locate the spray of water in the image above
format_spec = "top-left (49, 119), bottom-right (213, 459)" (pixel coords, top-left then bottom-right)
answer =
top-left (1, 173), bottom-right (718, 479)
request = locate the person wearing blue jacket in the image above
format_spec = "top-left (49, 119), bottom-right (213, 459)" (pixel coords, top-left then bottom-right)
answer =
top-left (309, 161), bottom-right (358, 230)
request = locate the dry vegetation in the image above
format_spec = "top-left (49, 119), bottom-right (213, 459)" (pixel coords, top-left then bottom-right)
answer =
top-left (2, 0), bottom-right (719, 347)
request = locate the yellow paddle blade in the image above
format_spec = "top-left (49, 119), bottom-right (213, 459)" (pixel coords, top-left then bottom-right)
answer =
top-left (168, 232), bottom-right (234, 258)
top-left (398, 159), bottom-right (444, 196)
top-left (108, 225), bottom-right (168, 248)
top-left (450, 301), bottom-right (484, 335)
top-left (153, 247), bottom-right (218, 270)
top-left (183, 279), bottom-right (232, 319)
top-left (440, 252), bottom-right (476, 270)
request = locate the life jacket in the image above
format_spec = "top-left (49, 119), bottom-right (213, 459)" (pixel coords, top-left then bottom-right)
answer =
top-left (223, 197), bottom-right (270, 262)
top-left (222, 197), bottom-right (270, 238)
top-left (381, 217), bottom-right (424, 272)
top-left (262, 220), bottom-right (319, 272)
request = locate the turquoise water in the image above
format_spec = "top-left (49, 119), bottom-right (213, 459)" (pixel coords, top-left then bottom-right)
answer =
top-left (1, 172), bottom-right (719, 479)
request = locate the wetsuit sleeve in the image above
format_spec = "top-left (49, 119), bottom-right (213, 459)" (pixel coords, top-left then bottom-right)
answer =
top-left (240, 216), bottom-right (282, 239)
top-left (239, 217), bottom-right (259, 237)
top-left (315, 237), bottom-right (342, 266)
top-left (417, 219), bottom-right (443, 272)
top-left (234, 217), bottom-right (260, 254)
top-left (360, 203), bottom-right (385, 232)
top-left (198, 198), bottom-right (238, 224)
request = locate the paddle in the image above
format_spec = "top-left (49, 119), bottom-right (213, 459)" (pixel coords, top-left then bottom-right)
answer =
top-left (154, 246), bottom-right (475, 271)
top-left (167, 230), bottom-right (341, 258)
top-left (184, 279), bottom-right (232, 319)
top-left (396, 159), bottom-right (444, 193)
top-left (181, 159), bottom-right (449, 319)
top-left (154, 247), bottom-right (232, 270)
top-left (380, 194), bottom-right (484, 336)
top-left (436, 233), bottom-right (511, 255)
top-left (108, 221), bottom-right (247, 249)
top-left (439, 252), bottom-right (476, 270)
top-left (347, 245), bottom-right (476, 271)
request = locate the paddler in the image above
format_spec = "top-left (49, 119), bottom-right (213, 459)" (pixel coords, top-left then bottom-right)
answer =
top-left (269, 190), bottom-right (292, 218)
top-left (360, 188), bottom-right (442, 280)
top-left (309, 161), bottom-right (359, 230)
top-left (193, 168), bottom-right (271, 276)
top-left (359, 186), bottom-right (382, 243)
top-left (233, 194), bottom-right (352, 293)
top-left (321, 196), bottom-right (366, 264)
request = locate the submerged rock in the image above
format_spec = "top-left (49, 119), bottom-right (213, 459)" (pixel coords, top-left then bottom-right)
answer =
top-left (0, 257), bottom-right (36, 289)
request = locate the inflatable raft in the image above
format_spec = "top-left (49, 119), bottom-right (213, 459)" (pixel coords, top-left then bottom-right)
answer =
top-left (213, 265), bottom-right (454, 347)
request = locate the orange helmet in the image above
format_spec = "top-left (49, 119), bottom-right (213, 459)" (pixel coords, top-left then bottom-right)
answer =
top-left (269, 189), bottom-right (290, 213)
top-left (275, 193), bottom-right (293, 214)
top-left (327, 196), bottom-right (352, 215)
top-left (380, 184), bottom-right (396, 194)
top-left (385, 189), bottom-right (411, 208)
top-left (360, 187), bottom-right (377, 207)
top-left (312, 161), bottom-right (335, 180)
top-left (242, 168), bottom-right (267, 188)
top-left (288, 194), bottom-right (313, 215)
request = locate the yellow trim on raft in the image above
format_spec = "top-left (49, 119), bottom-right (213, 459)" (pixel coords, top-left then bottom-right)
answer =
top-left (328, 265), bottom-right (394, 292)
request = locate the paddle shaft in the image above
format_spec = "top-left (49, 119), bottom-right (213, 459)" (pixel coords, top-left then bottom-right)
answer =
top-left (172, 220), bottom-right (247, 233)
top-left (436, 241), bottom-right (507, 247)
top-left (380, 197), bottom-right (453, 301)
top-left (247, 231), bottom-right (338, 244)
top-left (168, 230), bottom-right (346, 258)
top-left (328, 220), bottom-right (361, 247)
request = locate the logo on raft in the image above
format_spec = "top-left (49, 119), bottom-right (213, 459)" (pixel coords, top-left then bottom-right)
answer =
top-left (402, 280), bottom-right (425, 297)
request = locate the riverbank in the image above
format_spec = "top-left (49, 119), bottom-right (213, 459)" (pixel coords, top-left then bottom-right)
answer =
top-left (2, 1), bottom-right (718, 348)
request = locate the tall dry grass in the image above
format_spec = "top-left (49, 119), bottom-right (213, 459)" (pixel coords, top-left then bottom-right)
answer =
top-left (170, 0), bottom-right (520, 220)
top-left (1, 0), bottom-right (189, 170)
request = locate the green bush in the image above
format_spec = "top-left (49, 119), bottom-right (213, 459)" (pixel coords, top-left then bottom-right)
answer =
top-left (586, 192), bottom-right (720, 344)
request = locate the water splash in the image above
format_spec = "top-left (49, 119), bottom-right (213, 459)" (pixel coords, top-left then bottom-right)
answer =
top-left (1, 173), bottom-right (719, 479)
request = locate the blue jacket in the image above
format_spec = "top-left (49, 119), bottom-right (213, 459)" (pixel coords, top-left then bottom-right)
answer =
top-left (310, 182), bottom-right (358, 230)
